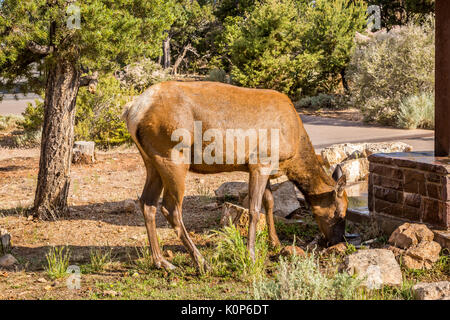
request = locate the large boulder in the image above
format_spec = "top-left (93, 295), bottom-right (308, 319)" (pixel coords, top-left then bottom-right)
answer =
top-left (413, 281), bottom-right (450, 300)
top-left (321, 142), bottom-right (412, 167)
top-left (335, 158), bottom-right (369, 183)
top-left (389, 223), bottom-right (435, 249)
top-left (343, 249), bottom-right (403, 289)
top-left (220, 202), bottom-right (266, 237)
top-left (215, 182), bottom-right (248, 200)
top-left (240, 181), bottom-right (301, 218)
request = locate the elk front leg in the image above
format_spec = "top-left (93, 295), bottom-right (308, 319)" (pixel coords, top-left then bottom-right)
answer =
top-left (263, 181), bottom-right (281, 249)
top-left (140, 166), bottom-right (176, 271)
top-left (247, 167), bottom-right (270, 261)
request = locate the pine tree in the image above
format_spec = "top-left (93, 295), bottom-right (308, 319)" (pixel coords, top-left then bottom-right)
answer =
top-left (0, 0), bottom-right (176, 220)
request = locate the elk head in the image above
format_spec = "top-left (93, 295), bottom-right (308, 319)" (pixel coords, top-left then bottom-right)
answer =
top-left (309, 165), bottom-right (348, 246)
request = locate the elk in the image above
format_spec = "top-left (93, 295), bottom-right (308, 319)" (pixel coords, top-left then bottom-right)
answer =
top-left (122, 81), bottom-right (348, 272)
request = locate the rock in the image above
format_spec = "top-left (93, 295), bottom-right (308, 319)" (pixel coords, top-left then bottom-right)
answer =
top-left (333, 158), bottom-right (369, 183)
top-left (215, 182), bottom-right (248, 200)
top-left (0, 254), bottom-right (18, 268)
top-left (413, 281), bottom-right (450, 300)
top-left (0, 228), bottom-right (11, 254)
top-left (72, 141), bottom-right (95, 164)
top-left (343, 249), bottom-right (402, 289)
top-left (389, 223), bottom-right (435, 249)
top-left (280, 246), bottom-right (305, 257)
top-left (324, 242), bottom-right (347, 255)
top-left (220, 202), bottom-right (266, 237)
top-left (240, 181), bottom-right (301, 218)
top-left (321, 142), bottom-right (412, 167)
top-left (402, 241), bottom-right (441, 270)
top-left (123, 199), bottom-right (137, 214)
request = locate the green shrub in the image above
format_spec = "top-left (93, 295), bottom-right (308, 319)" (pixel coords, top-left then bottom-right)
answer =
top-left (18, 100), bottom-right (44, 131)
top-left (295, 94), bottom-right (341, 110)
top-left (397, 92), bottom-right (434, 129)
top-left (253, 253), bottom-right (362, 300)
top-left (45, 246), bottom-right (71, 279)
top-left (116, 58), bottom-right (171, 91)
top-left (347, 17), bottom-right (435, 126)
top-left (75, 74), bottom-right (135, 148)
top-left (207, 68), bottom-right (229, 83)
top-left (210, 224), bottom-right (268, 280)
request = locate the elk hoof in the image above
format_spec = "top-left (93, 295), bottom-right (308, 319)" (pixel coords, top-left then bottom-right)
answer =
top-left (157, 259), bottom-right (177, 271)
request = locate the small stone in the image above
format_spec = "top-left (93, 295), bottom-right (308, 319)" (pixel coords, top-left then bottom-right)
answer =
top-left (0, 254), bottom-right (18, 268)
top-left (280, 246), bottom-right (305, 257)
top-left (166, 250), bottom-right (174, 259)
top-left (27, 215), bottom-right (34, 221)
top-left (37, 277), bottom-right (47, 283)
top-left (44, 285), bottom-right (52, 291)
top-left (123, 199), bottom-right (137, 214)
top-left (324, 242), bottom-right (347, 255)
top-left (343, 249), bottom-right (402, 289)
top-left (413, 281), bottom-right (450, 300)
top-left (389, 223), bottom-right (434, 249)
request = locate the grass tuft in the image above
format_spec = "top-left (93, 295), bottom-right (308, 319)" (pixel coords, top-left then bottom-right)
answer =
top-left (45, 246), bottom-right (71, 279)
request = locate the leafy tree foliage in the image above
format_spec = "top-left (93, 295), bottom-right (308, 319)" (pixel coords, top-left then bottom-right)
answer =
top-left (218, 0), bottom-right (367, 98)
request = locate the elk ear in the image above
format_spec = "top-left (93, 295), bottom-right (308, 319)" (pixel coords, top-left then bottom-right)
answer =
top-left (332, 164), bottom-right (343, 182)
top-left (335, 174), bottom-right (346, 197)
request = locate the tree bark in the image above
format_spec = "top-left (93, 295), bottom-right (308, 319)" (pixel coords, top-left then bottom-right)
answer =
top-left (162, 36), bottom-right (171, 69)
top-left (32, 59), bottom-right (80, 220)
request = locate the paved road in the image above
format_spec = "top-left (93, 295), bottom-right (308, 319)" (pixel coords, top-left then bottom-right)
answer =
top-left (0, 94), bottom-right (41, 115)
top-left (0, 96), bottom-right (434, 152)
top-left (300, 114), bottom-right (434, 152)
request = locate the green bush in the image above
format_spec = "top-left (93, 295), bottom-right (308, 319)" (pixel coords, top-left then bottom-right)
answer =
top-left (347, 17), bottom-right (435, 126)
top-left (253, 253), bottom-right (363, 300)
top-left (295, 94), bottom-right (340, 110)
top-left (220, 0), bottom-right (367, 98)
top-left (207, 68), bottom-right (229, 83)
top-left (18, 100), bottom-right (44, 131)
top-left (397, 92), bottom-right (434, 129)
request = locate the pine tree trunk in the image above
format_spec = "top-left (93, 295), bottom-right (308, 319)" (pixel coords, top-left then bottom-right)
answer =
top-left (32, 59), bottom-right (80, 220)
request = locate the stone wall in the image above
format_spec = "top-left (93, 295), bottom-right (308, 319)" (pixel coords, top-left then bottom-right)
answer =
top-left (368, 152), bottom-right (450, 230)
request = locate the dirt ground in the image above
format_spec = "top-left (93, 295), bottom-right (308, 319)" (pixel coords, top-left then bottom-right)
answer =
top-left (0, 146), bottom-right (257, 299)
